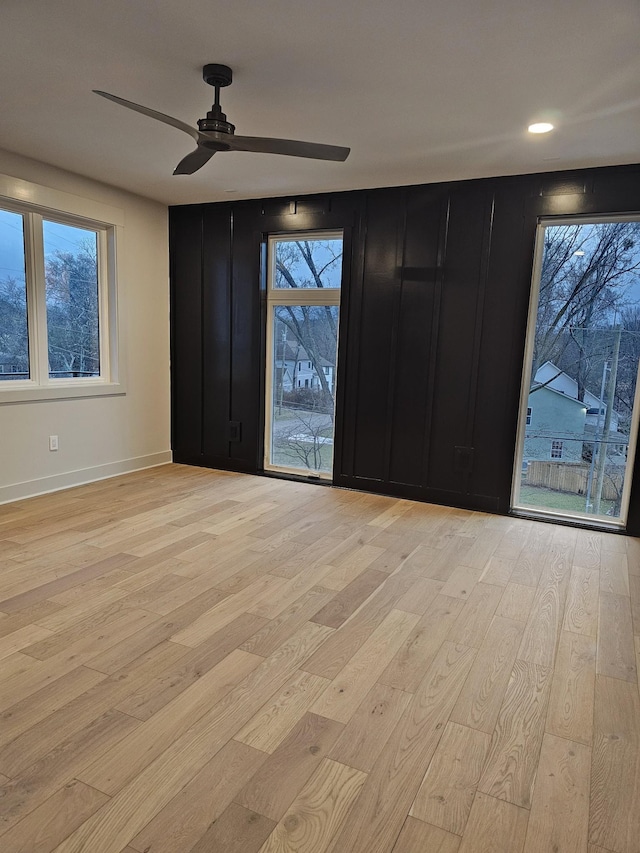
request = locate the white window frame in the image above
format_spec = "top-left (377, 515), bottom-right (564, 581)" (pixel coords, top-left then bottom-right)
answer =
top-left (511, 212), bottom-right (640, 528)
top-left (0, 174), bottom-right (124, 403)
top-left (264, 230), bottom-right (342, 480)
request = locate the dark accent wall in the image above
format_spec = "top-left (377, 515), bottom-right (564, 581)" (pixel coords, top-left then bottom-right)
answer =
top-left (170, 164), bottom-right (640, 534)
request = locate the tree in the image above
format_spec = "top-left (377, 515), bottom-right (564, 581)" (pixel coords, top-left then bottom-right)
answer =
top-left (277, 409), bottom-right (334, 472)
top-left (0, 275), bottom-right (29, 375)
top-left (44, 239), bottom-right (99, 376)
top-left (274, 240), bottom-right (341, 414)
top-left (531, 222), bottom-right (640, 399)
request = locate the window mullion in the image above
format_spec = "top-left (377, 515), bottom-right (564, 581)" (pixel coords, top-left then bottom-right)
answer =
top-left (25, 212), bottom-right (48, 385)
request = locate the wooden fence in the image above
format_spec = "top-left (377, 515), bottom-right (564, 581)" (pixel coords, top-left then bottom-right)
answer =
top-left (526, 460), bottom-right (623, 502)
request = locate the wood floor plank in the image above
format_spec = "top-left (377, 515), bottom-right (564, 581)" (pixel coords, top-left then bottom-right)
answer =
top-left (52, 622), bottom-right (332, 853)
top-left (187, 803), bottom-right (276, 853)
top-left (311, 608), bottom-right (419, 722)
top-left (257, 758), bottom-right (366, 853)
top-left (0, 624), bottom-right (53, 660)
top-left (114, 612), bottom-right (269, 721)
top-left (589, 675), bottom-right (640, 853)
top-left (410, 721), bottom-right (490, 835)
top-left (573, 530), bottom-right (602, 570)
top-left (564, 565), bottom-right (600, 638)
top-left (128, 740), bottom-right (267, 853)
top-left (301, 572), bottom-right (416, 680)
top-left (0, 780), bottom-right (109, 853)
top-left (170, 573), bottom-right (288, 648)
top-left (379, 595), bottom-right (465, 693)
top-left (509, 524), bottom-right (553, 588)
top-left (234, 670), bottom-right (331, 753)
top-left (320, 544), bottom-right (387, 590)
top-left (0, 602), bottom-right (63, 639)
top-left (599, 549), bottom-right (630, 596)
top-left (523, 732), bottom-right (591, 853)
top-left (546, 630), bottom-right (596, 745)
top-left (477, 659), bottom-right (553, 808)
top-left (235, 712), bottom-right (344, 822)
top-left (457, 792), bottom-right (529, 853)
top-left (392, 817), bottom-right (461, 853)
top-left (629, 573), bottom-right (640, 636)
top-left (22, 607), bottom-right (158, 663)
top-left (439, 566), bottom-right (482, 600)
top-left (328, 681), bottom-right (411, 773)
top-left (0, 553), bottom-right (137, 614)
top-left (495, 582), bottom-right (536, 623)
top-left (457, 530), bottom-right (501, 570)
top-left (326, 641), bottom-right (476, 853)
top-left (0, 648), bottom-right (169, 778)
top-left (310, 568), bottom-right (388, 628)
top-left (0, 708), bottom-right (140, 835)
top-left (446, 583), bottom-right (503, 648)
top-left (77, 648), bottom-right (263, 795)
top-left (597, 591), bottom-right (637, 683)
top-left (0, 665), bottom-right (106, 751)
top-left (393, 576), bottom-right (444, 615)
top-left (517, 568), bottom-right (569, 669)
top-left (478, 556), bottom-right (514, 587)
top-left (450, 615), bottom-right (524, 734)
top-left (240, 587), bottom-right (333, 658)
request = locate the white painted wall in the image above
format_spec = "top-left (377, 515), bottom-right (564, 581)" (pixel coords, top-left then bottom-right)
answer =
top-left (0, 148), bottom-right (171, 503)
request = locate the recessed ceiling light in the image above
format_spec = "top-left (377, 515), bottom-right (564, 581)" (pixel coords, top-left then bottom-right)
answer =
top-left (528, 122), bottom-right (554, 134)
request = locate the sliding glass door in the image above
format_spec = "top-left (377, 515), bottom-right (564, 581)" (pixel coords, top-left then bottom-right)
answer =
top-left (264, 233), bottom-right (342, 479)
top-left (513, 216), bottom-right (640, 525)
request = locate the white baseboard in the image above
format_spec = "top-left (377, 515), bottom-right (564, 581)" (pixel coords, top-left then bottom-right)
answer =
top-left (0, 451), bottom-right (173, 505)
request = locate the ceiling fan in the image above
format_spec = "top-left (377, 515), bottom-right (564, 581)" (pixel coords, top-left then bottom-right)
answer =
top-left (94, 64), bottom-right (350, 175)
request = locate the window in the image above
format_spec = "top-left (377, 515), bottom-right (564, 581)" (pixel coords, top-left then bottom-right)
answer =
top-left (512, 215), bottom-right (640, 525)
top-left (0, 179), bottom-right (121, 402)
top-left (264, 232), bottom-right (342, 479)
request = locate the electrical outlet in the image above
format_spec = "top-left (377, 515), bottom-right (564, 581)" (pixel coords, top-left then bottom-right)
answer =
top-left (49, 435), bottom-right (59, 451)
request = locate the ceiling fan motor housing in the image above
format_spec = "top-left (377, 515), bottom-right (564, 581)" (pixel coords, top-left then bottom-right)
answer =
top-left (199, 63), bottom-right (235, 134)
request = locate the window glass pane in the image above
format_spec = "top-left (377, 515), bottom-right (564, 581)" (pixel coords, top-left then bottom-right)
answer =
top-left (274, 238), bottom-right (342, 289)
top-left (269, 304), bottom-right (339, 475)
top-left (43, 220), bottom-right (100, 378)
top-left (0, 209), bottom-right (29, 380)
top-left (515, 220), bottom-right (640, 521)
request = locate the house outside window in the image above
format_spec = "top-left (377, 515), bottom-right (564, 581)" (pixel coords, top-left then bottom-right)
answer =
top-left (551, 440), bottom-right (563, 459)
top-left (526, 407), bottom-right (532, 425)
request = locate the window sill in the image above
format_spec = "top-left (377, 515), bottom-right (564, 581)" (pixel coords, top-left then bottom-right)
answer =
top-left (0, 381), bottom-right (125, 404)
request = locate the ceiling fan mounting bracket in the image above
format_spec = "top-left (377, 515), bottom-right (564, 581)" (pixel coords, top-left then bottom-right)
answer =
top-left (202, 64), bottom-right (232, 88)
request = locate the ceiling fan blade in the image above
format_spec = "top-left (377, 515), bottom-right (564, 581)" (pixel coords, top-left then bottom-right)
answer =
top-left (202, 132), bottom-right (350, 162)
top-left (173, 146), bottom-right (217, 175)
top-left (93, 90), bottom-right (199, 142)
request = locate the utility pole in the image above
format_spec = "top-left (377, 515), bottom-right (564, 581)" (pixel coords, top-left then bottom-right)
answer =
top-left (585, 359), bottom-right (609, 511)
top-left (593, 326), bottom-right (622, 515)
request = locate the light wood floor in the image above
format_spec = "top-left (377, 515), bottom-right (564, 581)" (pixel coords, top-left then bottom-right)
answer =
top-left (0, 464), bottom-right (639, 853)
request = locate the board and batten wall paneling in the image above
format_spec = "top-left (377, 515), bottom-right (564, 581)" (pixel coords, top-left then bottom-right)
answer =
top-left (350, 188), bottom-right (404, 483)
top-left (387, 185), bottom-right (446, 488)
top-left (202, 203), bottom-right (233, 462)
top-left (169, 163), bottom-right (640, 534)
top-left (170, 204), bottom-right (204, 464)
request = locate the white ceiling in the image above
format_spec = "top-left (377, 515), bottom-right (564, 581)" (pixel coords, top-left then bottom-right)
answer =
top-left (2, 0), bottom-right (639, 206)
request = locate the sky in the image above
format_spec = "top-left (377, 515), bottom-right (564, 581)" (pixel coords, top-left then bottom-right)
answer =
top-left (0, 209), bottom-right (95, 287)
